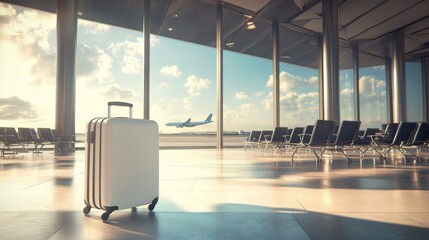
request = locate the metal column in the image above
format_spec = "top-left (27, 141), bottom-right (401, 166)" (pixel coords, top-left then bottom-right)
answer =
top-left (391, 30), bottom-right (406, 122)
top-left (318, 35), bottom-right (324, 119)
top-left (385, 57), bottom-right (393, 122)
top-left (422, 57), bottom-right (429, 122)
top-left (216, 3), bottom-right (223, 149)
top-left (272, 21), bottom-right (280, 127)
top-left (143, 0), bottom-right (150, 119)
top-left (55, 0), bottom-right (77, 154)
top-left (322, 0), bottom-right (340, 123)
top-left (353, 45), bottom-right (360, 121)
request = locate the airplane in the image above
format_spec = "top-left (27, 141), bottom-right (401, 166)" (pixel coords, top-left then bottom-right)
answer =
top-left (165, 114), bottom-right (213, 128)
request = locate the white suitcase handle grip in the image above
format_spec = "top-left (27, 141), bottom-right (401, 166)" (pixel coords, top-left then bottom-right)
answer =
top-left (108, 101), bottom-right (133, 118)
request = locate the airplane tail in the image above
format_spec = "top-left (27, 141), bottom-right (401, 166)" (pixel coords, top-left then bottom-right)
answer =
top-left (205, 114), bottom-right (213, 122)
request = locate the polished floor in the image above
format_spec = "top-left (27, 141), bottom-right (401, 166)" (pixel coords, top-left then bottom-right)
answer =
top-left (1, 148), bottom-right (429, 239)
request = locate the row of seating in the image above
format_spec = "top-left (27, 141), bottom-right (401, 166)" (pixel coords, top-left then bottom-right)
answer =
top-left (244, 120), bottom-right (429, 164)
top-left (0, 127), bottom-right (67, 156)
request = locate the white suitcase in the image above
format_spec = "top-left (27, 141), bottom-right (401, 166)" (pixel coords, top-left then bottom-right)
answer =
top-left (83, 102), bottom-right (159, 221)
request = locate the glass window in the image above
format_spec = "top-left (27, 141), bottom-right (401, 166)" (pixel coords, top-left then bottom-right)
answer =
top-left (279, 28), bottom-right (319, 128)
top-left (151, 36), bottom-right (216, 147)
top-left (76, 20), bottom-right (145, 134)
top-left (406, 61), bottom-right (423, 121)
top-left (223, 51), bottom-right (273, 134)
top-left (359, 53), bottom-right (387, 129)
top-left (0, 4), bottom-right (56, 129)
top-left (280, 63), bottom-right (319, 127)
top-left (339, 47), bottom-right (354, 121)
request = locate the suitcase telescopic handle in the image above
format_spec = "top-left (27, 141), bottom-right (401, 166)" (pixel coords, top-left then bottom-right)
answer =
top-left (108, 101), bottom-right (133, 118)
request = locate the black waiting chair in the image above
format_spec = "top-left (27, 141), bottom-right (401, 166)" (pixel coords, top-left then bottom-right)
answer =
top-left (284, 127), bottom-right (304, 151)
top-left (328, 120), bottom-right (361, 162)
top-left (395, 122), bottom-right (429, 160)
top-left (371, 122), bottom-right (418, 161)
top-left (244, 131), bottom-right (262, 150)
top-left (408, 122), bottom-right (429, 147)
top-left (291, 120), bottom-right (335, 163)
top-left (284, 129), bottom-right (293, 142)
top-left (1, 127), bottom-right (26, 155)
top-left (37, 128), bottom-right (61, 153)
top-left (371, 123), bottom-right (399, 147)
top-left (300, 125), bottom-right (314, 144)
top-left (18, 127), bottom-right (44, 153)
top-left (352, 127), bottom-right (380, 156)
top-left (263, 127), bottom-right (288, 152)
top-left (257, 130), bottom-right (273, 150)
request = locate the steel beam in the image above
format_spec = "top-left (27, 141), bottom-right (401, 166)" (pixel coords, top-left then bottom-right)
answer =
top-left (353, 45), bottom-right (360, 121)
top-left (216, 3), bottom-right (223, 149)
top-left (422, 57), bottom-right (429, 122)
top-left (322, 0), bottom-right (340, 123)
top-left (391, 30), bottom-right (406, 122)
top-left (55, 0), bottom-right (77, 154)
top-left (143, 0), bottom-right (150, 119)
top-left (272, 21), bottom-right (280, 127)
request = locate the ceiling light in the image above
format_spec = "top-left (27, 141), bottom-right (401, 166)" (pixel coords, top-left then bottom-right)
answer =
top-left (77, 11), bottom-right (84, 16)
top-left (244, 14), bottom-right (253, 19)
top-left (226, 42), bottom-right (234, 48)
top-left (280, 55), bottom-right (291, 59)
top-left (247, 21), bottom-right (254, 26)
top-left (173, 14), bottom-right (179, 18)
top-left (246, 24), bottom-right (256, 30)
top-left (167, 27), bottom-right (173, 31)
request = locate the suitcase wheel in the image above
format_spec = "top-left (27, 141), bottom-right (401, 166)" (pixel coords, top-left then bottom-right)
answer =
top-left (148, 204), bottom-right (155, 211)
top-left (101, 212), bottom-right (110, 221)
top-left (83, 206), bottom-right (91, 215)
top-left (148, 197), bottom-right (158, 211)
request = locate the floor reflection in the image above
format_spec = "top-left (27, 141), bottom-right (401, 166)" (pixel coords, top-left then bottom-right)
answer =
top-left (0, 149), bottom-right (428, 239)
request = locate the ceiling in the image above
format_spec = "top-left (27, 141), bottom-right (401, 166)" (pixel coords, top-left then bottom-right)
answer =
top-left (2, 0), bottom-right (429, 69)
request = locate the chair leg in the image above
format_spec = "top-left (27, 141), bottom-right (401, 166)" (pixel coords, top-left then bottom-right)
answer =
top-left (341, 149), bottom-right (351, 163)
top-left (291, 148), bottom-right (299, 163)
top-left (401, 147), bottom-right (419, 161)
top-left (309, 148), bottom-right (320, 163)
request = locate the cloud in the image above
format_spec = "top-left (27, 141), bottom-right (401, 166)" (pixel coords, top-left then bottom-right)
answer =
top-left (2, 7), bottom-right (56, 52)
top-left (235, 92), bottom-right (248, 100)
top-left (0, 96), bottom-right (37, 120)
top-left (253, 91), bottom-right (264, 98)
top-left (101, 84), bottom-right (135, 99)
top-left (182, 97), bottom-right (192, 110)
top-left (0, 4), bottom-right (16, 22)
top-left (121, 54), bottom-right (141, 74)
top-left (372, 65), bottom-right (385, 71)
top-left (0, 4), bottom-right (57, 85)
top-left (262, 92), bottom-right (273, 110)
top-left (160, 65), bottom-right (182, 77)
top-left (108, 36), bottom-right (159, 74)
top-left (308, 76), bottom-right (318, 85)
top-left (79, 19), bottom-right (110, 34)
top-left (76, 43), bottom-right (112, 83)
top-left (262, 89), bottom-right (319, 114)
top-left (184, 74), bottom-right (210, 96)
top-left (266, 71), bottom-right (318, 93)
top-left (359, 75), bottom-right (377, 94)
top-left (157, 82), bottom-right (171, 89)
top-left (376, 80), bottom-right (386, 88)
top-left (341, 88), bottom-right (353, 96)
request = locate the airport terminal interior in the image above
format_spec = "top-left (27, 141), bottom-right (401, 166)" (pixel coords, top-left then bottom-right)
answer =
top-left (1, 0), bottom-right (429, 239)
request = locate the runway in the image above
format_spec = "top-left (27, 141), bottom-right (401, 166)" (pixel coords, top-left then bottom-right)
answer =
top-left (74, 134), bottom-right (248, 149)
top-left (159, 135), bottom-right (247, 148)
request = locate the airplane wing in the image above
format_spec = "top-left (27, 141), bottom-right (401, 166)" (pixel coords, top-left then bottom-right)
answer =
top-left (177, 118), bottom-right (191, 128)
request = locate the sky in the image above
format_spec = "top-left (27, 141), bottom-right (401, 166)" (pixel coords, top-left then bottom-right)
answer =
top-left (0, 3), bottom-right (424, 135)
